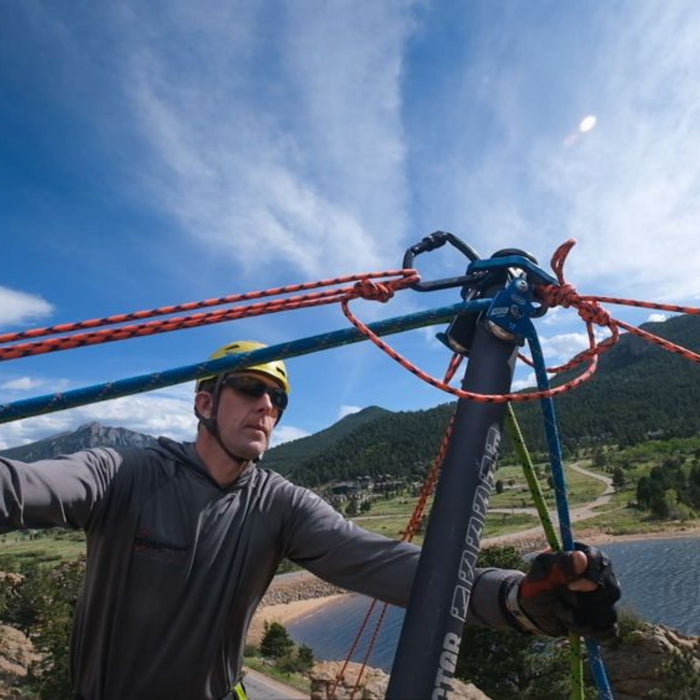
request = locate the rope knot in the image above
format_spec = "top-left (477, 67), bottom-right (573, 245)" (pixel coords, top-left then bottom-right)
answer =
top-left (353, 279), bottom-right (394, 302)
top-left (577, 300), bottom-right (611, 328)
top-left (538, 282), bottom-right (578, 309)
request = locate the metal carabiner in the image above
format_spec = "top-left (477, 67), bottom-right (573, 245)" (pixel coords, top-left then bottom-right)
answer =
top-left (402, 231), bottom-right (481, 292)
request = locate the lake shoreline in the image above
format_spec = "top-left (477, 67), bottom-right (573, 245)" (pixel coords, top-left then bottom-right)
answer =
top-left (248, 523), bottom-right (700, 642)
top-left (247, 593), bottom-right (349, 646)
top-left (483, 521), bottom-right (700, 552)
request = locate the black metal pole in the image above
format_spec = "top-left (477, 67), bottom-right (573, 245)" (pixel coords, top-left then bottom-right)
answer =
top-left (386, 318), bottom-right (517, 700)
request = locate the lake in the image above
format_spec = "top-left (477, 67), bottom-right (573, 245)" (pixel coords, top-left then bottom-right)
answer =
top-left (286, 536), bottom-right (700, 672)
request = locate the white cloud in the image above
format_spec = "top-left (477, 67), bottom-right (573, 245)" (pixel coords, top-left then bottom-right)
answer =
top-left (0, 287), bottom-right (53, 326)
top-left (537, 330), bottom-right (609, 363)
top-left (564, 114), bottom-right (598, 147)
top-left (270, 425), bottom-right (310, 447)
top-left (118, 2), bottom-right (416, 282)
top-left (338, 405), bottom-right (363, 420)
top-left (539, 306), bottom-right (565, 326)
top-left (646, 313), bottom-right (668, 323)
top-left (0, 382), bottom-right (309, 451)
top-left (579, 115), bottom-right (597, 133)
top-left (511, 371), bottom-right (536, 392)
top-left (0, 377), bottom-right (46, 391)
top-left (86, 394), bottom-right (197, 437)
top-left (0, 413), bottom-right (73, 451)
top-left (0, 391), bottom-right (197, 450)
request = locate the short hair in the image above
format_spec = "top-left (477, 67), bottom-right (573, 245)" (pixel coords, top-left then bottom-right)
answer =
top-left (196, 377), bottom-right (217, 394)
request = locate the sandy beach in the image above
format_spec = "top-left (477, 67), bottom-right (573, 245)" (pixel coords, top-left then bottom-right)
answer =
top-left (247, 592), bottom-right (350, 646)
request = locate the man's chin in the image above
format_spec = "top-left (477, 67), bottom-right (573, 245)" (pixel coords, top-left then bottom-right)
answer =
top-left (240, 443), bottom-right (267, 462)
top-left (233, 432), bottom-right (270, 461)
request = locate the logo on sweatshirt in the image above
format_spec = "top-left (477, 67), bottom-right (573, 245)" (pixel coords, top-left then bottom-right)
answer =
top-left (134, 528), bottom-right (189, 564)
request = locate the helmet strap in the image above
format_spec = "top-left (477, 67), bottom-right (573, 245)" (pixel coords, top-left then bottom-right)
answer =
top-left (195, 375), bottom-right (254, 467)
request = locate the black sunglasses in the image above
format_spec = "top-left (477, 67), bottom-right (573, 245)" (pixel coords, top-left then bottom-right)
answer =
top-left (222, 375), bottom-right (288, 411)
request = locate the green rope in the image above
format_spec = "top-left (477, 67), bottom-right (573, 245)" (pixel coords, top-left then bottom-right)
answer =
top-left (505, 404), bottom-right (585, 700)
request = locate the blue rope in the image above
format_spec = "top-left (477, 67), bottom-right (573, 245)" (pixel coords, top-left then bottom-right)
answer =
top-left (0, 300), bottom-right (489, 424)
top-left (528, 331), bottom-right (615, 700)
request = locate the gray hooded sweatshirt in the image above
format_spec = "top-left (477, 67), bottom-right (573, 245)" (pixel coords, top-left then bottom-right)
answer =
top-left (0, 438), bottom-right (520, 699)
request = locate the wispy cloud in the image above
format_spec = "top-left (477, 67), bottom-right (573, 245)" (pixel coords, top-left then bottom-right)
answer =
top-left (511, 371), bottom-right (536, 392)
top-left (0, 287), bottom-right (53, 327)
top-left (531, 5), bottom-right (700, 301)
top-left (117, 2), bottom-right (416, 282)
top-left (0, 413), bottom-right (75, 451)
top-left (537, 330), bottom-right (611, 364)
top-left (429, 3), bottom-right (700, 304)
top-left (0, 377), bottom-right (47, 391)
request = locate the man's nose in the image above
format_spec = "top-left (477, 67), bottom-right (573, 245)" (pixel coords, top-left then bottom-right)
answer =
top-left (257, 390), bottom-right (275, 413)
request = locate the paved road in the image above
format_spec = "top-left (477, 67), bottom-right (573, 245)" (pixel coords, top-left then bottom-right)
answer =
top-left (485, 463), bottom-right (615, 546)
top-left (242, 667), bottom-right (307, 699)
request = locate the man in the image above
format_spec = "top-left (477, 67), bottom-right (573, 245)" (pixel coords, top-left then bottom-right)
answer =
top-left (0, 340), bottom-right (620, 700)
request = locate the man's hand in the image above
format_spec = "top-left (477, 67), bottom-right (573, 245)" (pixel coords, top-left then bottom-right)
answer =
top-left (506, 543), bottom-right (621, 640)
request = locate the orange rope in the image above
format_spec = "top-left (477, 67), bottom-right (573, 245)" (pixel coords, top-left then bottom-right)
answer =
top-left (348, 604), bottom-right (390, 700)
top-left (0, 271), bottom-right (418, 361)
top-left (327, 598), bottom-right (382, 699)
top-left (531, 240), bottom-right (700, 370)
top-left (337, 411), bottom-right (457, 699)
top-left (339, 241), bottom-right (699, 406)
top-left (342, 295), bottom-right (605, 402)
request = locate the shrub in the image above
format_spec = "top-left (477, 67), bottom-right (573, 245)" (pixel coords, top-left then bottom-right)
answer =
top-left (260, 622), bottom-right (294, 659)
top-left (296, 644), bottom-right (314, 672)
top-left (648, 649), bottom-right (700, 699)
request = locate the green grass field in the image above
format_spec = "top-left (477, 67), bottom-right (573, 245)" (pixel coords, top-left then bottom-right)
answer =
top-left (349, 458), bottom-right (700, 543)
top-left (488, 461), bottom-right (607, 509)
top-left (351, 460), bottom-right (609, 544)
top-left (353, 508), bottom-right (541, 546)
top-left (0, 530), bottom-right (86, 567)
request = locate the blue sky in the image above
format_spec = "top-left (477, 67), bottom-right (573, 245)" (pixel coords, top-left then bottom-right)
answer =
top-left (1, 0), bottom-right (699, 449)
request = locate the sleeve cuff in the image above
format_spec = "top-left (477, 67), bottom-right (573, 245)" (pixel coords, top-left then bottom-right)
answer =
top-left (503, 578), bottom-right (545, 635)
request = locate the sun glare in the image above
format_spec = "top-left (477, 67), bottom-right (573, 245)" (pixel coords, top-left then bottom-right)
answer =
top-left (579, 115), bottom-right (597, 132)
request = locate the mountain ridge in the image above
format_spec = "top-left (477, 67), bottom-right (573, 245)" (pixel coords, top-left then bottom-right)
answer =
top-left (0, 421), bottom-right (158, 462)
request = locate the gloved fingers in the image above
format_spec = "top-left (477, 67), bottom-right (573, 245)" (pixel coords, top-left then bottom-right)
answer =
top-left (515, 544), bottom-right (621, 640)
top-left (567, 551), bottom-right (598, 591)
top-left (572, 602), bottom-right (619, 639)
top-left (521, 550), bottom-right (588, 598)
top-left (568, 575), bottom-right (597, 592)
top-left (574, 542), bottom-right (622, 604)
top-left (558, 585), bottom-right (620, 640)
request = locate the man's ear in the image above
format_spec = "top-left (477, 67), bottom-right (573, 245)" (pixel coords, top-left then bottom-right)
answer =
top-left (194, 391), bottom-right (214, 420)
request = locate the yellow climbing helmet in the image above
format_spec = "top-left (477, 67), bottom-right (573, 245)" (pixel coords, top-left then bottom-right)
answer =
top-left (195, 340), bottom-right (290, 394)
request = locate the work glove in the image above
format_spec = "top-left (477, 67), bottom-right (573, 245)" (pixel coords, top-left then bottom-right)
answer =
top-left (505, 543), bottom-right (621, 640)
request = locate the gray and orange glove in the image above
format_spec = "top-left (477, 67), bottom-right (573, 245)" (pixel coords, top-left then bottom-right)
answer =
top-left (505, 543), bottom-right (621, 640)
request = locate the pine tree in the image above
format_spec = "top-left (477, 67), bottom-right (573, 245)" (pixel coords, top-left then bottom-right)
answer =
top-left (260, 622), bottom-right (294, 659)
